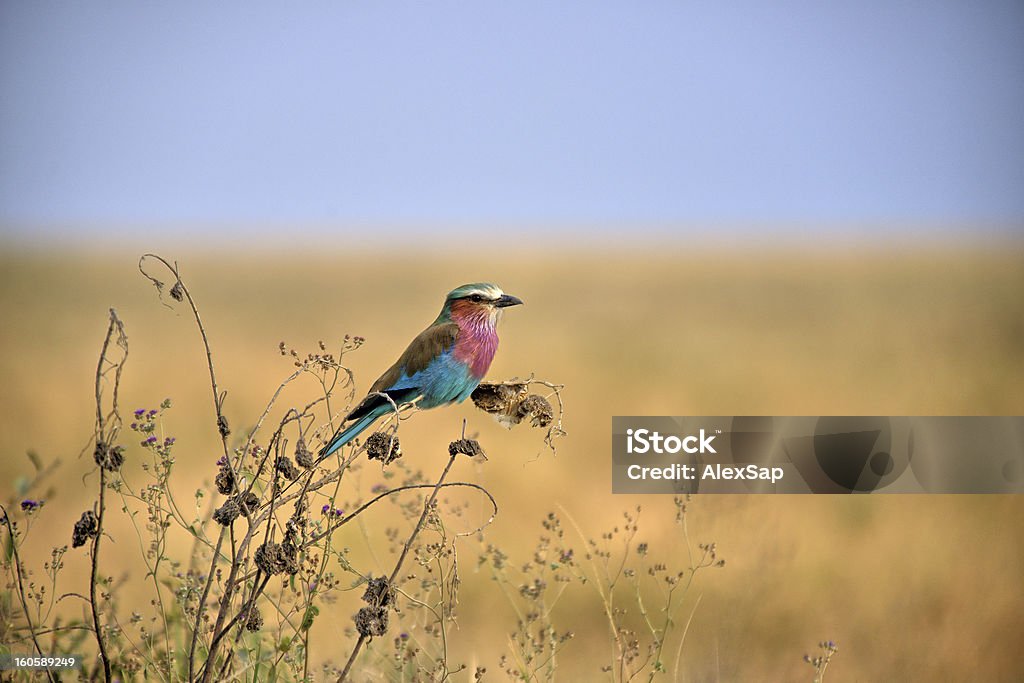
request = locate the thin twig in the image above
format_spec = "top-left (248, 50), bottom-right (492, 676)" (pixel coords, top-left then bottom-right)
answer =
top-left (306, 481), bottom-right (498, 548)
top-left (672, 594), bottom-right (703, 682)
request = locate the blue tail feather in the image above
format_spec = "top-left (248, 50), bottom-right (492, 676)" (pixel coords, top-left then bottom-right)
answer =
top-left (318, 405), bottom-right (391, 461)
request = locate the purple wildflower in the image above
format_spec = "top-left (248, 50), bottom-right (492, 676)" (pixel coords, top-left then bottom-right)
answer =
top-left (320, 504), bottom-right (343, 518)
top-left (134, 408), bottom-right (146, 417)
top-left (20, 499), bottom-right (43, 512)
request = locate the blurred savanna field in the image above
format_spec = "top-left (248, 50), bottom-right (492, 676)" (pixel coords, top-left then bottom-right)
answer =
top-left (1, 240), bottom-right (1023, 681)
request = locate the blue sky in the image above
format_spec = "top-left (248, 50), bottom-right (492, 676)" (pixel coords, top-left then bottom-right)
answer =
top-left (1, 1), bottom-right (1022, 239)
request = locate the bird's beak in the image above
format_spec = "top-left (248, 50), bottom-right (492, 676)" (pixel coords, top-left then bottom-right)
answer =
top-left (495, 294), bottom-right (524, 308)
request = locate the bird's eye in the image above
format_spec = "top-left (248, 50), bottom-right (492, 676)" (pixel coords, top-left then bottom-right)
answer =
top-left (469, 294), bottom-right (483, 302)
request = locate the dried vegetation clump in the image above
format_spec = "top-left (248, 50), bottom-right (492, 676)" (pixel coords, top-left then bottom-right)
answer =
top-left (0, 253), bottom-right (737, 683)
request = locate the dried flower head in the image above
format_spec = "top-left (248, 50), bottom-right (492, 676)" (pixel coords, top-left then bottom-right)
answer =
top-left (254, 541), bottom-right (299, 576)
top-left (275, 456), bottom-right (299, 481)
top-left (471, 382), bottom-right (528, 427)
top-left (472, 382), bottom-right (555, 430)
top-left (217, 415), bottom-right (231, 438)
top-left (244, 606), bottom-right (263, 632)
top-left (517, 394), bottom-right (554, 428)
top-left (362, 576), bottom-right (395, 607)
top-left (71, 510), bottom-right (99, 547)
top-left (294, 437), bottom-right (314, 468)
top-left (237, 492), bottom-right (259, 516)
top-left (93, 441), bottom-right (125, 471)
top-left (472, 381), bottom-right (527, 411)
top-left (366, 432), bottom-right (402, 465)
top-left (354, 606), bottom-right (389, 637)
top-left (213, 499), bottom-right (240, 526)
top-left (215, 468), bottom-right (235, 496)
top-left (169, 280), bottom-right (184, 302)
top-left (449, 438), bottom-right (484, 459)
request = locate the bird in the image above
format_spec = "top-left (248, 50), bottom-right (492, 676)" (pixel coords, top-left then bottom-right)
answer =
top-left (317, 283), bottom-right (523, 461)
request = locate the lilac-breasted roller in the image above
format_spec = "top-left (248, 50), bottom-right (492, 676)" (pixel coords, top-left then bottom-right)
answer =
top-left (318, 283), bottom-right (523, 460)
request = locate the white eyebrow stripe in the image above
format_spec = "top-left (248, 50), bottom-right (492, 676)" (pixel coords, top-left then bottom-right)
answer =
top-left (465, 285), bottom-right (504, 299)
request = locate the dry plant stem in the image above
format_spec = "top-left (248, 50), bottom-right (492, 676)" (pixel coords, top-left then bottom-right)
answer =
top-left (214, 569), bottom-right (278, 681)
top-left (90, 310), bottom-right (127, 683)
top-left (672, 594), bottom-right (703, 681)
top-left (197, 533), bottom-right (250, 680)
top-left (558, 505), bottom-right (628, 679)
top-left (194, 406), bottom-right (318, 681)
top-left (0, 506), bottom-right (57, 683)
top-left (89, 469), bottom-right (110, 683)
top-left (199, 572), bottom-right (272, 683)
top-left (188, 531), bottom-right (225, 679)
top-left (201, 413), bottom-right (304, 683)
top-left (337, 450), bottom-right (461, 683)
top-left (204, 432), bottom-right (291, 673)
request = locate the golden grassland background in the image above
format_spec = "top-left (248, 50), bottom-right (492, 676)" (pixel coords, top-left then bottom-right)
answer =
top-left (1, 242), bottom-right (1023, 680)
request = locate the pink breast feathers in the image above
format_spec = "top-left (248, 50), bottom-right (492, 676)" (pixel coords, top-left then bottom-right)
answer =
top-left (450, 304), bottom-right (499, 379)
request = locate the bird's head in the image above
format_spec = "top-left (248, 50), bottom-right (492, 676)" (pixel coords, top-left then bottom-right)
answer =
top-left (441, 283), bottom-right (523, 325)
